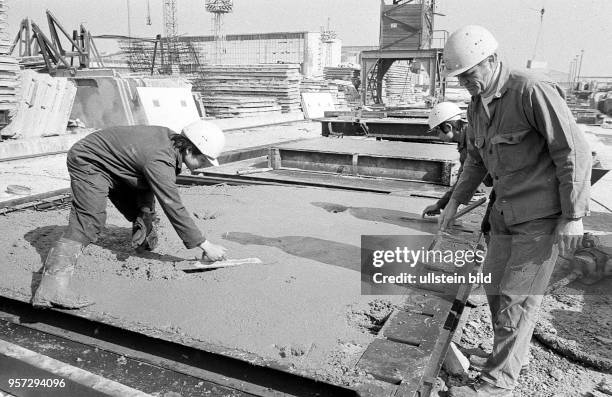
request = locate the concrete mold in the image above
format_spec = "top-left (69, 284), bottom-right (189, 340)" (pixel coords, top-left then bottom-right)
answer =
top-left (0, 184), bottom-right (442, 385)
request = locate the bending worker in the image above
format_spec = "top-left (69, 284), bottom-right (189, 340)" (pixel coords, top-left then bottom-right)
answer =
top-left (422, 102), bottom-right (494, 226)
top-left (438, 26), bottom-right (591, 396)
top-left (32, 120), bottom-right (228, 310)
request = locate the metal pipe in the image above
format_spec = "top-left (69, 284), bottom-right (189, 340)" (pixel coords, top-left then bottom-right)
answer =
top-left (577, 49), bottom-right (585, 87)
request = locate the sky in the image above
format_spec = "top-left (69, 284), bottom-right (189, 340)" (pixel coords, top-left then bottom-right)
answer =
top-left (7, 0), bottom-right (612, 76)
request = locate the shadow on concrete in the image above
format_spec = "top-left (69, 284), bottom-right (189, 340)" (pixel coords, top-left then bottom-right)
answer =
top-left (311, 201), bottom-right (440, 234)
top-left (223, 231), bottom-right (361, 272)
top-left (24, 224), bottom-right (184, 296)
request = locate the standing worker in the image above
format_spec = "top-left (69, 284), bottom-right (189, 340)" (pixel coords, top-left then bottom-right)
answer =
top-left (32, 120), bottom-right (229, 310)
top-left (438, 26), bottom-right (591, 396)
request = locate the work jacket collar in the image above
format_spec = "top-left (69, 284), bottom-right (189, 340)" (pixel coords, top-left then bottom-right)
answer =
top-left (471, 61), bottom-right (511, 121)
top-left (492, 61), bottom-right (511, 99)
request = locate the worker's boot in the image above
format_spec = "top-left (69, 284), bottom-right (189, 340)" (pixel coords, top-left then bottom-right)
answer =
top-left (448, 378), bottom-right (512, 397)
top-left (31, 238), bottom-right (94, 310)
top-left (469, 354), bottom-right (529, 375)
top-left (132, 208), bottom-right (159, 252)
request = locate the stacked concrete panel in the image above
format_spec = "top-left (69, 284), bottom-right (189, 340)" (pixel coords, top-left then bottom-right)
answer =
top-left (323, 67), bottom-right (360, 82)
top-left (67, 69), bottom-right (197, 129)
top-left (299, 78), bottom-right (360, 110)
top-left (0, 0), bottom-right (21, 131)
top-left (1, 70), bottom-right (77, 138)
top-left (192, 64), bottom-right (302, 117)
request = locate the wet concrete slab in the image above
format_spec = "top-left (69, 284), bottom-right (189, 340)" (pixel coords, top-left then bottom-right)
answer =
top-left (0, 184), bottom-right (450, 386)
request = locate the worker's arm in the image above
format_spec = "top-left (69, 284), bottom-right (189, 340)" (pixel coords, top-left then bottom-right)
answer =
top-left (422, 167), bottom-right (460, 217)
top-left (423, 139), bottom-right (467, 217)
top-left (142, 158), bottom-right (206, 249)
top-left (525, 81), bottom-right (592, 254)
top-left (440, 116), bottom-right (488, 229)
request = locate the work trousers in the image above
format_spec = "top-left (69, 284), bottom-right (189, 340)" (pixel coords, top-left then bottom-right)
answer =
top-left (480, 206), bottom-right (559, 389)
top-left (63, 153), bottom-right (154, 246)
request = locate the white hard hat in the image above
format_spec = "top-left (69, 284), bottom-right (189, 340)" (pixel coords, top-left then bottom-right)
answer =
top-left (181, 120), bottom-right (225, 166)
top-left (428, 102), bottom-right (463, 130)
top-left (442, 25), bottom-right (498, 78)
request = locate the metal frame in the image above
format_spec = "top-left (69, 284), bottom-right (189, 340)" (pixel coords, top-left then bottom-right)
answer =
top-left (10, 11), bottom-right (104, 74)
top-left (360, 48), bottom-right (444, 105)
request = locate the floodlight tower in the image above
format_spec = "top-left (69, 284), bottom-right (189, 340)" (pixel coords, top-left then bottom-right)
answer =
top-left (205, 0), bottom-right (233, 63)
top-left (163, 0), bottom-right (179, 70)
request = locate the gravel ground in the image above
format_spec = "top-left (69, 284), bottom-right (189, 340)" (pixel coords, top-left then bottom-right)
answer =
top-left (433, 303), bottom-right (612, 397)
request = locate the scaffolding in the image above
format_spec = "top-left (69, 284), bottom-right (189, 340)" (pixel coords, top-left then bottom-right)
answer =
top-left (117, 35), bottom-right (201, 75)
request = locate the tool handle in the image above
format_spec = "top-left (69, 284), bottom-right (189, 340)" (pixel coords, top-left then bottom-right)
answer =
top-left (451, 196), bottom-right (488, 221)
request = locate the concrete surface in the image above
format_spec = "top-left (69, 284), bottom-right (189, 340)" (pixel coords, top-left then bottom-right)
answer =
top-left (0, 184), bottom-right (442, 385)
top-left (0, 121), bottom-right (321, 207)
top-left (0, 154), bottom-right (71, 203)
top-left (0, 133), bottom-right (88, 160)
top-left (272, 136), bottom-right (459, 161)
top-left (580, 125), bottom-right (612, 212)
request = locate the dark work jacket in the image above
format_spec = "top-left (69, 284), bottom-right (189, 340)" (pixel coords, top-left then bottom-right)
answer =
top-left (68, 125), bottom-right (205, 248)
top-left (451, 63), bottom-right (591, 225)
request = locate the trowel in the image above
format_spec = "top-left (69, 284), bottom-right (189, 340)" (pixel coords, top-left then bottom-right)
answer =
top-left (177, 257), bottom-right (263, 272)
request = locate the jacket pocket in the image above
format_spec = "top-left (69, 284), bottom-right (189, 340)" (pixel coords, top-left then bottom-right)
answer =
top-left (490, 129), bottom-right (529, 145)
top-left (491, 129), bottom-right (534, 173)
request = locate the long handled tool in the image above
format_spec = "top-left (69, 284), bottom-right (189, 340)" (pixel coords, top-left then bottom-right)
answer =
top-left (452, 196), bottom-right (488, 221)
top-left (427, 196), bottom-right (488, 251)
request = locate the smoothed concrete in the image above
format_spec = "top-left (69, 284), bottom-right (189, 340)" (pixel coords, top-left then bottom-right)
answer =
top-left (0, 185), bottom-right (440, 385)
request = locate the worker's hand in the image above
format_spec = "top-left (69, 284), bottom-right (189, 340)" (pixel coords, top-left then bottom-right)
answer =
top-left (439, 199), bottom-right (459, 230)
top-left (555, 218), bottom-right (583, 257)
top-left (200, 240), bottom-right (228, 262)
top-left (422, 203), bottom-right (442, 218)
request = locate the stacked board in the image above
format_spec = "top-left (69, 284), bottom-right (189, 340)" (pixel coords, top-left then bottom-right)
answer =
top-left (384, 61), bottom-right (419, 106)
top-left (0, 0), bottom-right (20, 132)
top-left (300, 78), bottom-right (341, 105)
top-left (192, 64), bottom-right (302, 117)
top-left (323, 66), bottom-right (360, 81)
top-left (300, 78), bottom-right (358, 111)
top-left (201, 96), bottom-right (282, 118)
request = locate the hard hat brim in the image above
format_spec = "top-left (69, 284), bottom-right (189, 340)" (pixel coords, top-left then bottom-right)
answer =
top-left (442, 64), bottom-right (472, 79)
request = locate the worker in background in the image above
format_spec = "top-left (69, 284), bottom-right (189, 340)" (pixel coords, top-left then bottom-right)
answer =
top-left (438, 26), bottom-right (591, 397)
top-left (422, 102), bottom-right (494, 238)
top-left (32, 120), bottom-right (228, 310)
